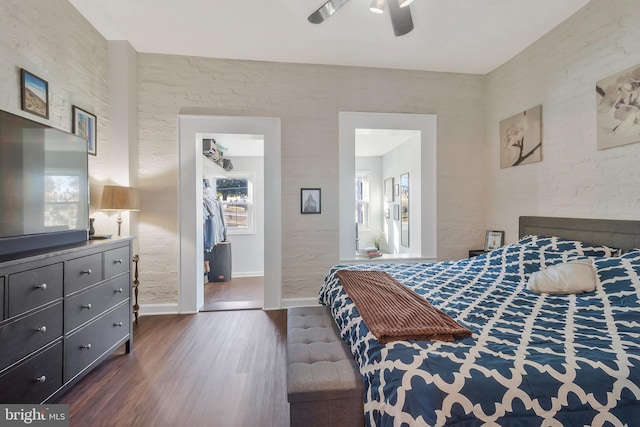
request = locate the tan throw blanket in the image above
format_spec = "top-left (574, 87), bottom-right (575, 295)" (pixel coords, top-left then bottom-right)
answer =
top-left (336, 270), bottom-right (472, 343)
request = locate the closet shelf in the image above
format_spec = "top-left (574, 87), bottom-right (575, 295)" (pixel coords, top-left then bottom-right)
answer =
top-left (203, 155), bottom-right (226, 178)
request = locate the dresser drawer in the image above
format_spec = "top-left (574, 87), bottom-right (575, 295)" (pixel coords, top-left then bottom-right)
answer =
top-left (8, 263), bottom-right (63, 317)
top-left (0, 341), bottom-right (63, 404)
top-left (0, 302), bottom-right (63, 368)
top-left (64, 302), bottom-right (129, 382)
top-left (104, 246), bottom-right (130, 280)
top-left (65, 274), bottom-right (130, 333)
top-left (64, 254), bottom-right (103, 295)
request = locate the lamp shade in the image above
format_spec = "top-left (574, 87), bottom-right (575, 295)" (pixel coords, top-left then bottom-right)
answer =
top-left (100, 185), bottom-right (140, 211)
top-left (398, 0), bottom-right (414, 7)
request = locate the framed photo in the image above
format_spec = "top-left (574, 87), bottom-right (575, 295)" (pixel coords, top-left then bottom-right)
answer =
top-left (385, 209), bottom-right (390, 219)
top-left (395, 184), bottom-right (400, 196)
top-left (301, 188), bottom-right (321, 214)
top-left (484, 230), bottom-right (505, 251)
top-left (384, 178), bottom-right (394, 202)
top-left (72, 105), bottom-right (97, 156)
top-left (20, 69), bottom-right (49, 119)
top-left (393, 204), bottom-right (399, 221)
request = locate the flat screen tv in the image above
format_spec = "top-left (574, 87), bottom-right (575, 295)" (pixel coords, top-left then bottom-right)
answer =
top-left (0, 109), bottom-right (89, 258)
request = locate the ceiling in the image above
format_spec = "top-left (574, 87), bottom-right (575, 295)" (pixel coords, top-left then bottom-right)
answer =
top-left (356, 129), bottom-right (418, 157)
top-left (69, 0), bottom-right (590, 75)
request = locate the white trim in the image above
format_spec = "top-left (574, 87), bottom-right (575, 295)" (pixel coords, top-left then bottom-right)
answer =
top-left (231, 271), bottom-right (264, 278)
top-left (339, 112), bottom-right (437, 262)
top-left (139, 303), bottom-right (181, 316)
top-left (281, 298), bottom-right (321, 308)
top-left (178, 115), bottom-right (281, 313)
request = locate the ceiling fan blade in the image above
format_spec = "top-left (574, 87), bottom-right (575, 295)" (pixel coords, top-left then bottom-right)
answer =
top-left (388, 0), bottom-right (414, 36)
top-left (308, 0), bottom-right (351, 24)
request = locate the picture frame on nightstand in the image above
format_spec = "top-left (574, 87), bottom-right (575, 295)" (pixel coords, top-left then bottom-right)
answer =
top-left (484, 230), bottom-right (505, 251)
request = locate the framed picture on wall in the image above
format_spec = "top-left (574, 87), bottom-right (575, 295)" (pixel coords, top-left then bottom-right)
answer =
top-left (384, 178), bottom-right (394, 202)
top-left (484, 230), bottom-right (505, 251)
top-left (499, 105), bottom-right (542, 169)
top-left (393, 204), bottom-right (399, 221)
top-left (20, 69), bottom-right (49, 119)
top-left (301, 188), bottom-right (321, 214)
top-left (72, 105), bottom-right (97, 156)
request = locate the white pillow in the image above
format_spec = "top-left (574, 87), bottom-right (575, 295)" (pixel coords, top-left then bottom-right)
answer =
top-left (527, 259), bottom-right (597, 294)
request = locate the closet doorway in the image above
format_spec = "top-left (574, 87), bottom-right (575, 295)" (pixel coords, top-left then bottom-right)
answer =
top-left (177, 115), bottom-right (281, 314)
top-left (201, 133), bottom-right (265, 311)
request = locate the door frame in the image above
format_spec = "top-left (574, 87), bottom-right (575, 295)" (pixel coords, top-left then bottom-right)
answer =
top-left (177, 115), bottom-right (282, 312)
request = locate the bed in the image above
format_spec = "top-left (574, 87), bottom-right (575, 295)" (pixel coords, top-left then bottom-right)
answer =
top-left (319, 216), bottom-right (640, 426)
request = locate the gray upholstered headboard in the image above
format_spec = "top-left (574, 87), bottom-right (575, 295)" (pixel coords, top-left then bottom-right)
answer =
top-left (519, 216), bottom-right (640, 252)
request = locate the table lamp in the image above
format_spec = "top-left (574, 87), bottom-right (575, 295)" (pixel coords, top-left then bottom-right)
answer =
top-left (100, 185), bottom-right (140, 237)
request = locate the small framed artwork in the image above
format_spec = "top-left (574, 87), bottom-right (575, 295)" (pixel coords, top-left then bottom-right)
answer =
top-left (385, 209), bottom-right (390, 219)
top-left (20, 69), bottom-right (49, 119)
top-left (393, 204), bottom-right (399, 221)
top-left (72, 105), bottom-right (97, 156)
top-left (484, 230), bottom-right (505, 251)
top-left (395, 184), bottom-right (400, 196)
top-left (384, 178), bottom-right (394, 202)
top-left (301, 188), bottom-right (321, 214)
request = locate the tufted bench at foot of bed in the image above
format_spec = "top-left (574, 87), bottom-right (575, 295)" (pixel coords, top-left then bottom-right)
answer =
top-left (286, 306), bottom-right (365, 427)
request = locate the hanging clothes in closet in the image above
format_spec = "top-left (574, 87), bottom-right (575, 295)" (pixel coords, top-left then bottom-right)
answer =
top-left (203, 178), bottom-right (226, 252)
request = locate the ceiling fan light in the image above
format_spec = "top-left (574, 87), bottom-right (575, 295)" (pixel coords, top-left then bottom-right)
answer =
top-left (398, 0), bottom-right (414, 7)
top-left (370, 0), bottom-right (385, 14)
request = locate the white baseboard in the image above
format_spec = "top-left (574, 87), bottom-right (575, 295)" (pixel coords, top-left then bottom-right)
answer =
top-left (281, 298), bottom-right (320, 308)
top-left (232, 271), bottom-right (264, 278)
top-left (139, 303), bottom-right (180, 316)
top-left (141, 299), bottom-right (319, 315)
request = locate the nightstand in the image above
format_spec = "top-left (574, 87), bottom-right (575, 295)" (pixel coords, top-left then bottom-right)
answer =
top-left (468, 249), bottom-right (488, 258)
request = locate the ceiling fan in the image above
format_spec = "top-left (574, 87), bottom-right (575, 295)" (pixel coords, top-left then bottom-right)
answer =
top-left (308, 0), bottom-right (414, 37)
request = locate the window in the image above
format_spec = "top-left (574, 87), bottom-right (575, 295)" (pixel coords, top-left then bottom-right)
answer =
top-left (355, 173), bottom-right (370, 230)
top-left (44, 173), bottom-right (82, 228)
top-left (215, 175), bottom-right (254, 234)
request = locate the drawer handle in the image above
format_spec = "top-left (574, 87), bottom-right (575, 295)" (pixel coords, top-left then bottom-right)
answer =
top-left (115, 288), bottom-right (124, 294)
top-left (81, 269), bottom-right (92, 275)
top-left (35, 326), bottom-right (47, 334)
top-left (80, 344), bottom-right (92, 350)
top-left (114, 322), bottom-right (124, 327)
top-left (34, 283), bottom-right (47, 290)
top-left (35, 375), bottom-right (46, 383)
top-left (82, 303), bottom-right (92, 310)
top-left (115, 259), bottom-right (123, 264)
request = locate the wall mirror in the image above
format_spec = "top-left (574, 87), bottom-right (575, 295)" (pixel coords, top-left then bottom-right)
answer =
top-left (400, 173), bottom-right (409, 247)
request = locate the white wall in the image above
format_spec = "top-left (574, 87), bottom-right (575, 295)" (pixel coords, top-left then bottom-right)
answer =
top-left (139, 56), bottom-right (486, 302)
top-left (222, 156), bottom-right (265, 277)
top-left (485, 0), bottom-right (640, 242)
top-left (0, 0), bottom-right (113, 213)
top-left (382, 133), bottom-right (421, 255)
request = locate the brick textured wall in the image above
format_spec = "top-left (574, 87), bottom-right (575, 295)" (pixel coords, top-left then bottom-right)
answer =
top-left (486, 0), bottom-right (640, 241)
top-left (137, 57), bottom-right (488, 302)
top-left (0, 0), bottom-right (110, 203)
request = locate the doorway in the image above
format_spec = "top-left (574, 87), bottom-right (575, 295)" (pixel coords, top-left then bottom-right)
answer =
top-left (200, 133), bottom-right (265, 311)
top-left (339, 112), bottom-right (437, 262)
top-left (177, 115), bottom-right (281, 313)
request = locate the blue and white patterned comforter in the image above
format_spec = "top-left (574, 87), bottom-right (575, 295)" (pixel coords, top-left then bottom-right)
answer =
top-left (319, 239), bottom-right (640, 426)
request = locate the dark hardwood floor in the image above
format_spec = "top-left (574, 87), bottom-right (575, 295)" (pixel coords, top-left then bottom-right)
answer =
top-left (202, 276), bottom-right (264, 311)
top-left (57, 309), bottom-right (289, 427)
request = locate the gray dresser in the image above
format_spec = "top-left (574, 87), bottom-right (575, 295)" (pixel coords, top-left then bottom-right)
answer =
top-left (0, 238), bottom-right (133, 403)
